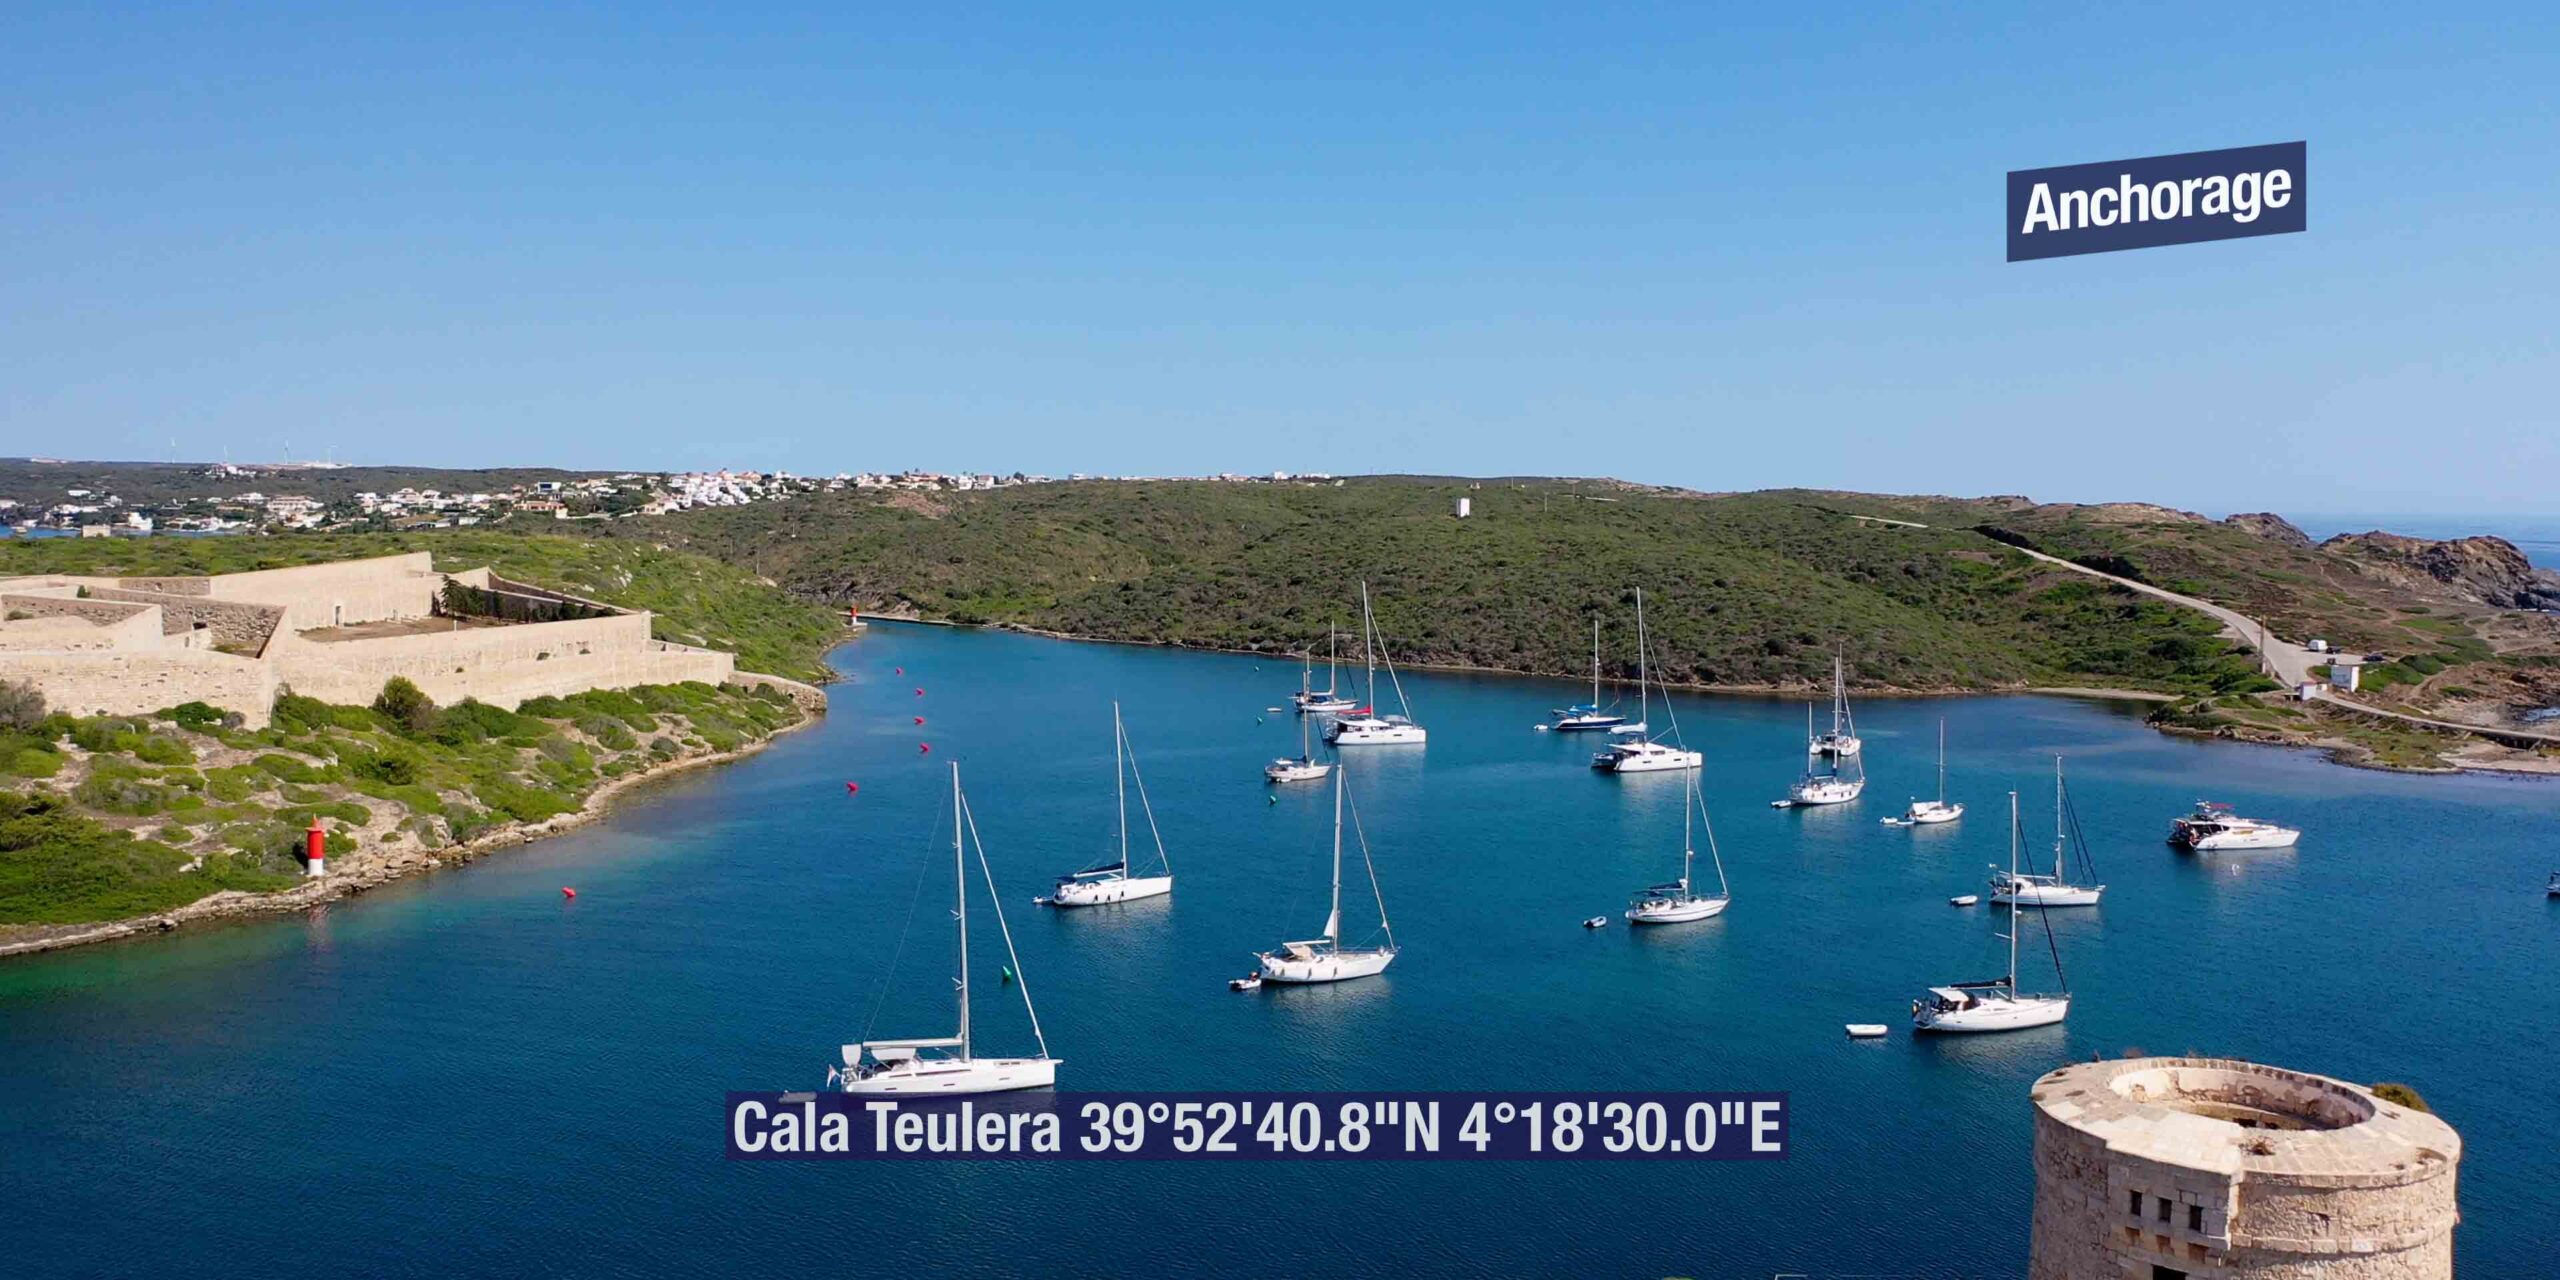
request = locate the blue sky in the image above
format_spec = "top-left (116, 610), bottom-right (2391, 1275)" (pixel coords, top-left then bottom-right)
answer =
top-left (3, 5), bottom-right (2554, 514)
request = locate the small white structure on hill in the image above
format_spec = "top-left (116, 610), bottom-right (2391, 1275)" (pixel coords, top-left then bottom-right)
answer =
top-left (2326, 656), bottom-right (2362, 693)
top-left (1454, 497), bottom-right (1471, 519)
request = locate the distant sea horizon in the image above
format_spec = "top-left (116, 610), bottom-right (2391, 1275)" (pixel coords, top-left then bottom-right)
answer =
top-left (2284, 512), bottom-right (2560, 570)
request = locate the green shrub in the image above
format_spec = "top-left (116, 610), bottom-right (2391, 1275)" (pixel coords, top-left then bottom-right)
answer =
top-left (254, 754), bottom-right (331, 784)
top-left (0, 678), bottom-right (45, 733)
top-left (134, 733), bottom-right (195, 766)
top-left (162, 701), bottom-right (235, 731)
top-left (73, 767), bottom-right (171, 816)
top-left (373, 677), bottom-right (439, 735)
top-left (3, 746), bottom-right (63, 779)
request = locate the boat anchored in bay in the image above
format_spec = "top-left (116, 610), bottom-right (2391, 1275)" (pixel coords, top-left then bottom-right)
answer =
top-left (1250, 766), bottom-right (1399, 985)
top-left (1988, 757), bottom-right (2102, 908)
top-left (1884, 719), bottom-right (1962, 826)
top-left (1292, 628), bottom-right (1358, 715)
top-left (1551, 617), bottom-right (1628, 731)
top-left (1043, 703), bottom-right (1174, 907)
top-left (1326, 583), bottom-right (1427, 746)
top-left (1777, 653), bottom-right (1864, 807)
top-left (1912, 791), bottom-right (2071, 1035)
top-left (1591, 589), bottom-right (1701, 774)
top-left (835, 762), bottom-right (1058, 1094)
top-left (2169, 800), bottom-right (2301, 850)
top-left (1624, 768), bottom-right (1731, 924)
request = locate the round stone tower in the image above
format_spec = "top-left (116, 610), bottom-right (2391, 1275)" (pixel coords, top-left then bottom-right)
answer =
top-left (2028, 1057), bottom-right (2459, 1279)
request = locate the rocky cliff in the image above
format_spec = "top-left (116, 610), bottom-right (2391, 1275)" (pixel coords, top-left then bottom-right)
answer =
top-left (2321, 531), bottom-right (2560, 610)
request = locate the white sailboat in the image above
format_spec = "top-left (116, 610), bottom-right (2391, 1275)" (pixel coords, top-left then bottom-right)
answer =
top-left (1885, 719), bottom-right (1963, 826)
top-left (1046, 703), bottom-right (1175, 906)
top-left (1990, 757), bottom-right (2102, 907)
top-left (1809, 649), bottom-right (1862, 758)
top-left (1625, 769), bottom-right (1731, 924)
top-left (1252, 766), bottom-right (1398, 984)
top-left (1592, 589), bottom-right (1700, 774)
top-left (837, 763), bottom-right (1058, 1093)
top-left (1326, 583), bottom-right (1426, 746)
top-left (1292, 628), bottom-right (1358, 714)
top-left (1266, 690), bottom-right (1335, 783)
top-left (1552, 618), bottom-right (1629, 731)
top-left (1778, 652), bottom-right (1864, 806)
top-left (1912, 792), bottom-right (2071, 1034)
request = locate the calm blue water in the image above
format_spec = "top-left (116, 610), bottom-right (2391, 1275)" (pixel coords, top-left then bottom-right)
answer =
top-left (6, 623), bottom-right (2557, 1277)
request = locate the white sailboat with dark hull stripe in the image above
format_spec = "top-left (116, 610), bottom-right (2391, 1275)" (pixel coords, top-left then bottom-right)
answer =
top-left (1989, 757), bottom-right (2102, 907)
top-left (838, 763), bottom-right (1058, 1094)
top-left (1046, 703), bottom-right (1174, 906)
top-left (1591, 589), bottom-right (1701, 774)
top-left (1292, 628), bottom-right (1358, 714)
top-left (1552, 618), bottom-right (1628, 731)
top-left (1252, 766), bottom-right (1398, 984)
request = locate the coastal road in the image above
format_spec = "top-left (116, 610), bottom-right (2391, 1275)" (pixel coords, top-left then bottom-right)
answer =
top-left (1886, 517), bottom-right (2560, 748)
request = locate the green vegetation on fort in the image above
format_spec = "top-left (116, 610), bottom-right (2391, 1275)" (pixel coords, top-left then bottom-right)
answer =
top-left (0, 678), bottom-right (803, 928)
top-left (0, 531), bottom-right (844, 682)
top-left (610, 478), bottom-right (2276, 696)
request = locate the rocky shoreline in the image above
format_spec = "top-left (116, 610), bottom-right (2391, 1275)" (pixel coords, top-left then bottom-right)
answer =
top-left (0, 704), bottom-right (823, 960)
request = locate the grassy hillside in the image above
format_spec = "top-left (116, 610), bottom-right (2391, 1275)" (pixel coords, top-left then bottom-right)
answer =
top-left (608, 478), bottom-right (2274, 696)
top-left (0, 681), bottom-right (803, 928)
top-left (0, 531), bottom-right (845, 682)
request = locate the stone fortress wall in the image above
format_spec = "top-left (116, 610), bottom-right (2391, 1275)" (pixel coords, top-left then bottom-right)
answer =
top-left (2028, 1057), bottom-right (2459, 1280)
top-left (0, 552), bottom-right (748, 728)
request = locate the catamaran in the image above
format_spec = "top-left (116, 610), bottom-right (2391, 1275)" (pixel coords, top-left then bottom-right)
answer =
top-left (1292, 629), bottom-right (1358, 714)
top-left (1990, 757), bottom-right (2102, 907)
top-left (1591, 589), bottom-right (1701, 774)
top-left (1552, 618), bottom-right (1628, 731)
top-left (1885, 719), bottom-right (1963, 826)
top-left (1778, 654), bottom-right (1864, 806)
top-left (1326, 583), bottom-right (1427, 746)
top-left (836, 763), bottom-right (1058, 1094)
top-left (1266, 694), bottom-right (1334, 783)
top-left (1912, 791), bottom-right (2072, 1034)
top-left (1044, 703), bottom-right (1174, 906)
top-left (2168, 801), bottom-right (2301, 850)
top-left (1251, 766), bottom-right (1399, 984)
top-left (1624, 769), bottom-right (1731, 924)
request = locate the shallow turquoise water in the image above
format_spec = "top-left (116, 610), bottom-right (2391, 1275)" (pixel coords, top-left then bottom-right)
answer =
top-left (6, 622), bottom-right (2555, 1276)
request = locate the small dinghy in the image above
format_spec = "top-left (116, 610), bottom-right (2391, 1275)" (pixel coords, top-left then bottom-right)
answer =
top-left (1949, 894), bottom-right (1979, 907)
top-left (1229, 974), bottom-right (1263, 992)
top-left (1582, 915), bottom-right (1609, 929)
top-left (1845, 1024), bottom-right (1889, 1039)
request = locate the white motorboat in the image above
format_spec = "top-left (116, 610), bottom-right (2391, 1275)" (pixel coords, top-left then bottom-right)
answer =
top-left (1582, 916), bottom-right (1609, 929)
top-left (1808, 650), bottom-right (1862, 758)
top-left (1990, 757), bottom-right (2102, 908)
top-left (1781, 657), bottom-right (1865, 805)
top-left (1229, 974), bottom-right (1263, 992)
top-left (1325, 583), bottom-right (1427, 746)
top-left (1266, 694), bottom-right (1335, 783)
top-left (1886, 720), bottom-right (1963, 826)
top-left (1949, 894), bottom-right (1979, 907)
top-left (1624, 769), bottom-right (1731, 925)
top-left (2169, 801), bottom-right (2301, 850)
top-left (1552, 618), bottom-right (1628, 731)
top-left (1845, 1024), bottom-right (1889, 1039)
top-left (1253, 766), bottom-right (1399, 984)
top-left (1913, 792), bottom-right (2071, 1035)
top-left (1292, 628), bottom-right (1358, 714)
top-left (1048, 704), bottom-right (1175, 907)
top-left (1591, 589), bottom-right (1701, 774)
top-left (837, 763), bottom-right (1059, 1094)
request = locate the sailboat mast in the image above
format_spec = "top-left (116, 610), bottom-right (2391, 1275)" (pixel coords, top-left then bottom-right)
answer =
top-left (1682, 770), bottom-right (1694, 892)
top-left (1360, 583), bottom-right (1377, 710)
top-left (1115, 703), bottom-right (1129, 875)
top-left (953, 762), bottom-right (970, 1061)
top-left (1635, 589), bottom-right (1650, 726)
top-left (2006, 790), bottom-right (2021, 990)
top-left (1327, 769), bottom-right (1345, 944)
top-left (1591, 617), bottom-right (1601, 705)
top-left (1937, 720), bottom-right (1947, 804)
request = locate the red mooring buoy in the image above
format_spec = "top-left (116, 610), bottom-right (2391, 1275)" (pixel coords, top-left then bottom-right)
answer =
top-left (844, 781), bottom-right (860, 795)
top-left (914, 715), bottom-right (925, 725)
top-left (919, 742), bottom-right (932, 754)
top-left (561, 887), bottom-right (577, 900)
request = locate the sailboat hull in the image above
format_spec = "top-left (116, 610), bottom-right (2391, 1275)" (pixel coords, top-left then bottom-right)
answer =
top-left (1265, 759), bottom-right (1334, 783)
top-left (1913, 995), bottom-right (2069, 1034)
top-left (1552, 714), bottom-right (1627, 731)
top-left (1329, 719), bottom-right (1426, 745)
top-left (1048, 875), bottom-right (1173, 907)
top-left (1627, 896), bottom-right (1729, 924)
top-left (1595, 746), bottom-right (1702, 773)
top-left (1901, 802), bottom-right (1962, 825)
top-left (1785, 779), bottom-right (1864, 805)
top-left (1990, 881), bottom-right (2102, 907)
top-left (1254, 948), bottom-right (1396, 984)
top-left (841, 1057), bottom-right (1059, 1095)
